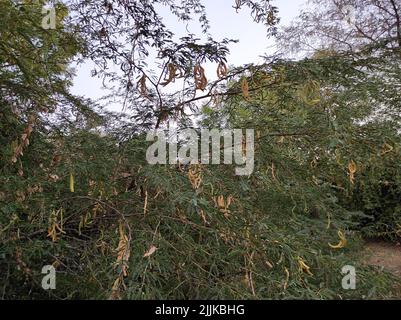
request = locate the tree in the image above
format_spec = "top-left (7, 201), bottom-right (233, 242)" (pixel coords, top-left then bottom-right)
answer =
top-left (0, 0), bottom-right (99, 164)
top-left (278, 0), bottom-right (401, 56)
top-left (1, 0), bottom-right (400, 300)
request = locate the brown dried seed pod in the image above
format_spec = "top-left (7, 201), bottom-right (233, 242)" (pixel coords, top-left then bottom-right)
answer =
top-left (241, 78), bottom-right (250, 100)
top-left (211, 90), bottom-right (222, 107)
top-left (188, 164), bottom-right (202, 190)
top-left (214, 195), bottom-right (233, 218)
top-left (199, 209), bottom-right (208, 225)
top-left (11, 116), bottom-right (36, 163)
top-left (99, 27), bottom-right (107, 38)
top-left (137, 74), bottom-right (147, 97)
top-left (158, 110), bottom-right (170, 124)
top-left (161, 63), bottom-right (179, 86)
top-left (267, 10), bottom-right (275, 25)
top-left (194, 65), bottom-right (207, 91)
top-left (217, 61), bottom-right (228, 79)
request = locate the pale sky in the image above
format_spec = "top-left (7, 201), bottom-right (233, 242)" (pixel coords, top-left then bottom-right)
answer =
top-left (71, 0), bottom-right (307, 111)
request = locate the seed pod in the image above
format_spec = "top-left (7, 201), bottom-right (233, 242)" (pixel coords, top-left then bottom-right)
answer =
top-left (158, 110), bottom-right (170, 124)
top-left (11, 116), bottom-right (36, 164)
top-left (143, 245), bottom-right (157, 258)
top-left (241, 78), bottom-right (250, 100)
top-left (216, 61), bottom-right (228, 79)
top-left (234, 0), bottom-right (242, 9)
top-left (199, 209), bottom-right (208, 225)
top-left (227, 195), bottom-right (234, 207)
top-left (283, 267), bottom-right (290, 290)
top-left (297, 257), bottom-right (313, 276)
top-left (348, 160), bottom-right (357, 173)
top-left (348, 160), bottom-right (357, 185)
top-left (329, 230), bottom-right (347, 249)
top-left (99, 27), bottom-right (107, 38)
top-left (188, 164), bottom-right (202, 190)
top-left (267, 10), bottom-right (275, 25)
top-left (161, 63), bottom-right (180, 86)
top-left (105, 2), bottom-right (113, 14)
top-left (214, 195), bottom-right (233, 218)
top-left (115, 221), bottom-right (130, 277)
top-left (194, 65), bottom-right (207, 91)
top-left (381, 143), bottom-right (394, 156)
top-left (69, 173), bottom-right (75, 193)
top-left (47, 208), bottom-right (65, 242)
top-left (211, 90), bottom-right (222, 107)
top-left (137, 74), bottom-right (147, 97)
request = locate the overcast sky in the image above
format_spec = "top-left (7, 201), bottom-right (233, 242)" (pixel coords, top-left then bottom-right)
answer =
top-left (71, 0), bottom-right (307, 111)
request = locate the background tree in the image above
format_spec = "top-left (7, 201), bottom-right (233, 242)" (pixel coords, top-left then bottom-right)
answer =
top-left (278, 0), bottom-right (401, 55)
top-left (275, 0), bottom-right (401, 240)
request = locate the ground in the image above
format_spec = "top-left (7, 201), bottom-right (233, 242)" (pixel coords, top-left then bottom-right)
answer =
top-left (363, 240), bottom-right (401, 298)
top-left (365, 241), bottom-right (401, 277)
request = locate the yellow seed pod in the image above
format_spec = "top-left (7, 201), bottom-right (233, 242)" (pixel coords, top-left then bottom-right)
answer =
top-left (348, 160), bottom-right (357, 185)
top-left (297, 257), bottom-right (313, 276)
top-left (115, 222), bottom-right (130, 276)
top-left (348, 160), bottom-right (357, 173)
top-left (69, 173), bottom-right (75, 193)
top-left (283, 267), bottom-right (290, 290)
top-left (329, 230), bottom-right (347, 249)
top-left (381, 143), bottom-right (394, 156)
top-left (47, 208), bottom-right (65, 242)
top-left (217, 195), bottom-right (225, 208)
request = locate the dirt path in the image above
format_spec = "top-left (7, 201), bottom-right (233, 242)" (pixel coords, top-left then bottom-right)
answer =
top-left (364, 241), bottom-right (401, 277)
